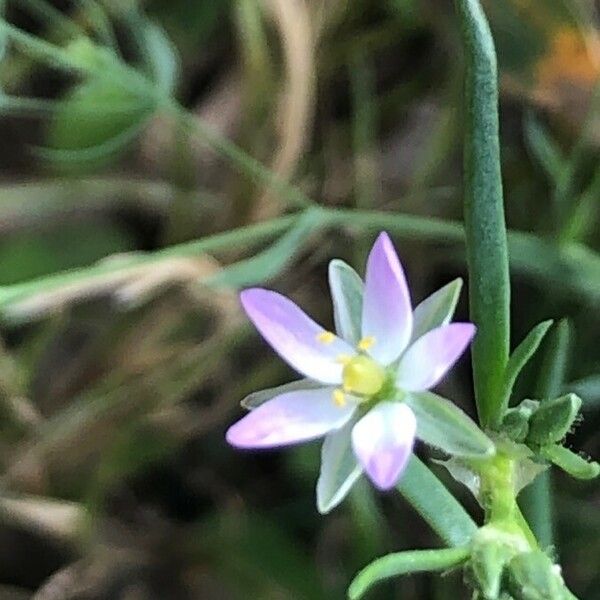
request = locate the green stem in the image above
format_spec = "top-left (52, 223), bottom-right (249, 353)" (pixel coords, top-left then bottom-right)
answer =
top-left (454, 0), bottom-right (510, 429)
top-left (397, 456), bottom-right (477, 547)
top-left (477, 453), bottom-right (537, 549)
top-left (168, 103), bottom-right (313, 209)
top-left (348, 546), bottom-right (470, 600)
top-left (1, 206), bottom-right (600, 318)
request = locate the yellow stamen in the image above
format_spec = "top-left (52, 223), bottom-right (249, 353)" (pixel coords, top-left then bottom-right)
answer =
top-left (333, 388), bottom-right (346, 407)
top-left (335, 354), bottom-right (352, 365)
top-left (317, 330), bottom-right (336, 344)
top-left (342, 355), bottom-right (385, 396)
top-left (357, 336), bottom-right (376, 351)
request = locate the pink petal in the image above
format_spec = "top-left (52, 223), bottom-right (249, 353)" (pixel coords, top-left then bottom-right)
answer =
top-left (351, 402), bottom-right (416, 490)
top-left (362, 233), bottom-right (413, 365)
top-left (396, 323), bottom-right (476, 391)
top-left (241, 288), bottom-right (355, 384)
top-left (226, 387), bottom-right (357, 449)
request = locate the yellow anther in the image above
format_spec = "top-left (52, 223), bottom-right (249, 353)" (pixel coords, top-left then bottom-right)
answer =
top-left (342, 355), bottom-right (385, 396)
top-left (317, 330), bottom-right (336, 344)
top-left (335, 354), bottom-right (352, 365)
top-left (357, 336), bottom-right (376, 351)
top-left (332, 388), bottom-right (346, 407)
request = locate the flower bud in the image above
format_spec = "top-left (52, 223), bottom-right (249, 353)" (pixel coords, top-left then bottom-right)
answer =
top-left (505, 551), bottom-right (566, 600)
top-left (526, 394), bottom-right (581, 446)
top-left (501, 400), bottom-right (539, 442)
top-left (466, 526), bottom-right (528, 599)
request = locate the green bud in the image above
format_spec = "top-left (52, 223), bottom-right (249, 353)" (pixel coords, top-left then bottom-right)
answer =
top-left (527, 394), bottom-right (581, 445)
top-left (469, 543), bottom-right (510, 599)
top-left (505, 551), bottom-right (566, 600)
top-left (502, 400), bottom-right (539, 442)
top-left (467, 527), bottom-right (528, 600)
top-left (65, 38), bottom-right (115, 71)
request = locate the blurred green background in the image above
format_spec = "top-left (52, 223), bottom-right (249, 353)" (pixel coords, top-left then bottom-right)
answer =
top-left (0, 0), bottom-right (598, 598)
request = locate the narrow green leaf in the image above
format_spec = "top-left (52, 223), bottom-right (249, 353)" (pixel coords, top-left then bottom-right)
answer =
top-left (0, 215), bottom-right (295, 321)
top-left (405, 391), bottom-right (495, 457)
top-left (499, 320), bottom-right (553, 414)
top-left (328, 259), bottom-right (363, 344)
top-left (316, 417), bottom-right (362, 514)
top-left (410, 278), bottom-right (463, 342)
top-left (208, 209), bottom-right (323, 287)
top-left (397, 455), bottom-right (478, 547)
top-left (348, 546), bottom-right (469, 600)
top-left (540, 445), bottom-right (599, 480)
top-left (455, 0), bottom-right (511, 429)
top-left (241, 379), bottom-right (321, 410)
top-left (136, 19), bottom-right (179, 94)
top-left (534, 319), bottom-right (571, 401)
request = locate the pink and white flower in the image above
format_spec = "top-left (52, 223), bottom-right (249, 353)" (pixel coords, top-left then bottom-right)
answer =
top-left (226, 232), bottom-right (475, 499)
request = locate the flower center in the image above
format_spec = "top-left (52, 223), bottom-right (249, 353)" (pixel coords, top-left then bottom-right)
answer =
top-left (342, 355), bottom-right (385, 396)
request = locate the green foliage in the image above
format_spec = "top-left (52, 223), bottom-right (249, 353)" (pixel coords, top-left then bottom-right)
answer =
top-left (43, 78), bottom-right (154, 169)
top-left (397, 456), bottom-right (478, 547)
top-left (539, 445), bottom-right (599, 480)
top-left (0, 0), bottom-right (597, 597)
top-left (317, 417), bottom-right (362, 514)
top-left (499, 321), bottom-right (553, 415)
top-left (527, 394), bottom-right (581, 445)
top-left (455, 0), bottom-right (511, 430)
top-left (410, 278), bottom-right (462, 342)
top-left (405, 391), bottom-right (495, 457)
top-left (348, 546), bottom-right (469, 599)
top-left (329, 259), bottom-right (364, 345)
top-left (505, 551), bottom-right (573, 600)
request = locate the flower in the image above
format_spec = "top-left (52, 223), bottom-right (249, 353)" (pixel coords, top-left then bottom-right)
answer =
top-left (226, 232), bottom-right (475, 498)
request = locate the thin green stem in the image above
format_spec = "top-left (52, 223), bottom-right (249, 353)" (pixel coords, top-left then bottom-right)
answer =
top-left (348, 546), bottom-right (470, 600)
top-left (1, 206), bottom-right (600, 318)
top-left (0, 18), bottom-right (90, 72)
top-left (397, 456), bottom-right (477, 547)
top-left (454, 0), bottom-right (510, 429)
top-left (167, 102), bottom-right (314, 209)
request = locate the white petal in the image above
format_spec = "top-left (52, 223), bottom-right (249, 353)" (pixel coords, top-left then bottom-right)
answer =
top-left (226, 387), bottom-right (356, 448)
top-left (241, 288), bottom-right (355, 384)
top-left (396, 323), bottom-right (475, 391)
top-left (362, 233), bottom-right (413, 365)
top-left (351, 402), bottom-right (416, 490)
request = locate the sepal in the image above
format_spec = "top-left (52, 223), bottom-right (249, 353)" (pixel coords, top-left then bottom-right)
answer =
top-left (328, 259), bottom-right (363, 345)
top-left (241, 379), bottom-right (321, 410)
top-left (316, 417), bottom-right (362, 514)
top-left (411, 278), bottom-right (463, 342)
top-left (405, 391), bottom-right (495, 458)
